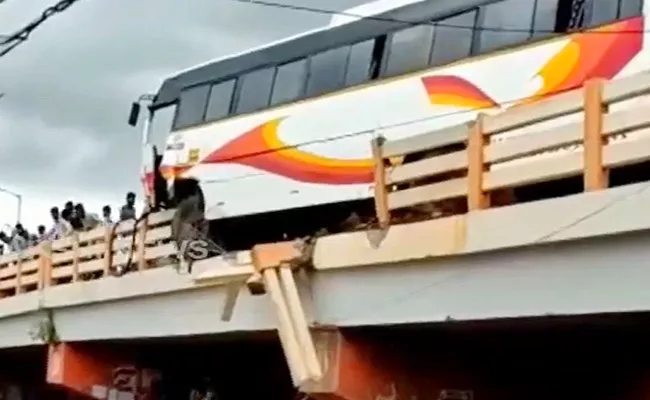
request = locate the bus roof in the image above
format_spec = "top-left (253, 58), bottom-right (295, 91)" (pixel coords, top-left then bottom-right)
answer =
top-left (328, 0), bottom-right (427, 27)
top-left (152, 0), bottom-right (477, 109)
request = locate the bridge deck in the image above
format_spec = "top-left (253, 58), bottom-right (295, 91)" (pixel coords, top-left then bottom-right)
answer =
top-left (0, 181), bottom-right (647, 349)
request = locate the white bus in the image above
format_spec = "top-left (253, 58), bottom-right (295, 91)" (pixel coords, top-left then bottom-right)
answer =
top-left (129, 0), bottom-right (648, 249)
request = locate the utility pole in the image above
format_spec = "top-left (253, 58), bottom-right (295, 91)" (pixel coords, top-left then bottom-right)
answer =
top-left (0, 187), bottom-right (22, 225)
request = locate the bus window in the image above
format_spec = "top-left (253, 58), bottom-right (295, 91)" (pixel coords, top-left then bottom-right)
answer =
top-left (619, 0), bottom-right (643, 18)
top-left (235, 67), bottom-right (275, 114)
top-left (174, 85), bottom-right (210, 130)
top-left (476, 0), bottom-right (535, 53)
top-left (270, 59), bottom-right (307, 106)
top-left (531, 0), bottom-right (560, 39)
top-left (205, 79), bottom-right (235, 122)
top-left (344, 39), bottom-right (375, 86)
top-left (150, 104), bottom-right (176, 153)
top-left (589, 0), bottom-right (619, 26)
top-left (306, 46), bottom-right (349, 97)
top-left (384, 24), bottom-right (435, 76)
top-left (430, 10), bottom-right (477, 66)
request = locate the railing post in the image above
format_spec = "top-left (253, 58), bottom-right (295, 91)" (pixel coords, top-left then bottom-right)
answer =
top-left (103, 225), bottom-right (114, 276)
top-left (71, 232), bottom-right (80, 282)
top-left (15, 252), bottom-right (23, 295)
top-left (583, 79), bottom-right (608, 191)
top-left (137, 214), bottom-right (149, 271)
top-left (467, 114), bottom-right (490, 211)
top-left (38, 241), bottom-right (52, 290)
top-left (371, 137), bottom-right (390, 228)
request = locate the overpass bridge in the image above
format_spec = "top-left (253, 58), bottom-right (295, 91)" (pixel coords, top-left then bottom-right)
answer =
top-left (1, 74), bottom-right (650, 399)
top-left (1, 181), bottom-right (649, 348)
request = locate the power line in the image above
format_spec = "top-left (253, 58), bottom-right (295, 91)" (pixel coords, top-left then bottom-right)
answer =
top-left (0, 0), bottom-right (82, 58)
top-left (229, 0), bottom-right (648, 34)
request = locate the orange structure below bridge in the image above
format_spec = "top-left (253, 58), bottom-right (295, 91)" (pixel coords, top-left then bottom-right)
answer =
top-left (31, 321), bottom-right (650, 400)
top-left (46, 343), bottom-right (161, 400)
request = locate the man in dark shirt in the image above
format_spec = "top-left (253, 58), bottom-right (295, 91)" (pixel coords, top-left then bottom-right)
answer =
top-left (69, 204), bottom-right (84, 231)
top-left (37, 225), bottom-right (47, 242)
top-left (120, 192), bottom-right (137, 221)
top-left (63, 201), bottom-right (74, 217)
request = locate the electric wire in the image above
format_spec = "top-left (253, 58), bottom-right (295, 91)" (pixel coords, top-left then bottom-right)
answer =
top-left (0, 0), bottom-right (82, 58)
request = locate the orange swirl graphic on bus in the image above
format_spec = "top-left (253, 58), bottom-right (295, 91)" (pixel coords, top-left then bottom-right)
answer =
top-left (202, 118), bottom-right (374, 184)
top-left (521, 16), bottom-right (643, 105)
top-left (421, 75), bottom-right (498, 109)
top-left (420, 17), bottom-right (643, 110)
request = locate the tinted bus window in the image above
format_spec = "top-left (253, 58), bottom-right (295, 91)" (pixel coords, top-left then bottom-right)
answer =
top-left (384, 24), bottom-right (435, 76)
top-left (150, 104), bottom-right (176, 153)
top-left (235, 67), bottom-right (275, 114)
top-left (589, 0), bottom-right (619, 26)
top-left (345, 39), bottom-right (375, 86)
top-left (531, 0), bottom-right (559, 39)
top-left (174, 85), bottom-right (210, 129)
top-left (476, 0), bottom-right (535, 53)
top-left (270, 59), bottom-right (307, 106)
top-left (205, 79), bottom-right (235, 121)
top-left (430, 10), bottom-right (476, 66)
top-left (306, 46), bottom-right (349, 97)
top-left (619, 0), bottom-right (643, 18)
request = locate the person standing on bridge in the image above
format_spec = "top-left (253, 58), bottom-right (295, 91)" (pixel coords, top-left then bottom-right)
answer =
top-left (10, 224), bottom-right (28, 252)
top-left (47, 206), bottom-right (72, 240)
top-left (102, 205), bottom-right (113, 226)
top-left (120, 192), bottom-right (137, 221)
top-left (37, 225), bottom-right (47, 243)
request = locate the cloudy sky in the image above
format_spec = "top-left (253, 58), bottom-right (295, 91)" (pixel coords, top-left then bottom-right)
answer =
top-left (0, 0), bottom-right (368, 231)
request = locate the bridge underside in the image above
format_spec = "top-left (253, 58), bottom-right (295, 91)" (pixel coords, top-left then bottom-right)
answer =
top-left (4, 314), bottom-right (650, 399)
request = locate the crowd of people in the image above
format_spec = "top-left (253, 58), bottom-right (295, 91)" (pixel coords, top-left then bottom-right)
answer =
top-left (0, 192), bottom-right (138, 256)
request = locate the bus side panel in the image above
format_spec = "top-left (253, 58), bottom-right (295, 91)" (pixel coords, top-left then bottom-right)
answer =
top-left (169, 16), bottom-right (648, 220)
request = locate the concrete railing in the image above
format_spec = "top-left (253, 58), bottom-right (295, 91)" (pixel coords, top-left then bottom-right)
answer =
top-left (372, 73), bottom-right (650, 227)
top-left (0, 210), bottom-right (176, 297)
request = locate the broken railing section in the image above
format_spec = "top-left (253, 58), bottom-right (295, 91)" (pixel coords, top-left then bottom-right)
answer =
top-left (249, 241), bottom-right (321, 386)
top-left (192, 239), bottom-right (322, 387)
top-left (372, 73), bottom-right (650, 228)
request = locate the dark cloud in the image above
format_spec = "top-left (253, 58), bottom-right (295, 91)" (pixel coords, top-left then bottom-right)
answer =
top-left (0, 0), bottom-right (368, 198)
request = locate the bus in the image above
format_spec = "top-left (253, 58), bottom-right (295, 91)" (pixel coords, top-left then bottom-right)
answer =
top-left (129, 0), bottom-right (648, 250)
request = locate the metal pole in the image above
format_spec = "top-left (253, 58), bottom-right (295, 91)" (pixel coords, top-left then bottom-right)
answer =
top-left (0, 187), bottom-right (22, 225)
top-left (16, 193), bottom-right (21, 224)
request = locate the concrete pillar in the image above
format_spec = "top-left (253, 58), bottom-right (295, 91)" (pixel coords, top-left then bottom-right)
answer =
top-left (303, 328), bottom-right (499, 400)
top-left (46, 342), bottom-right (161, 400)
